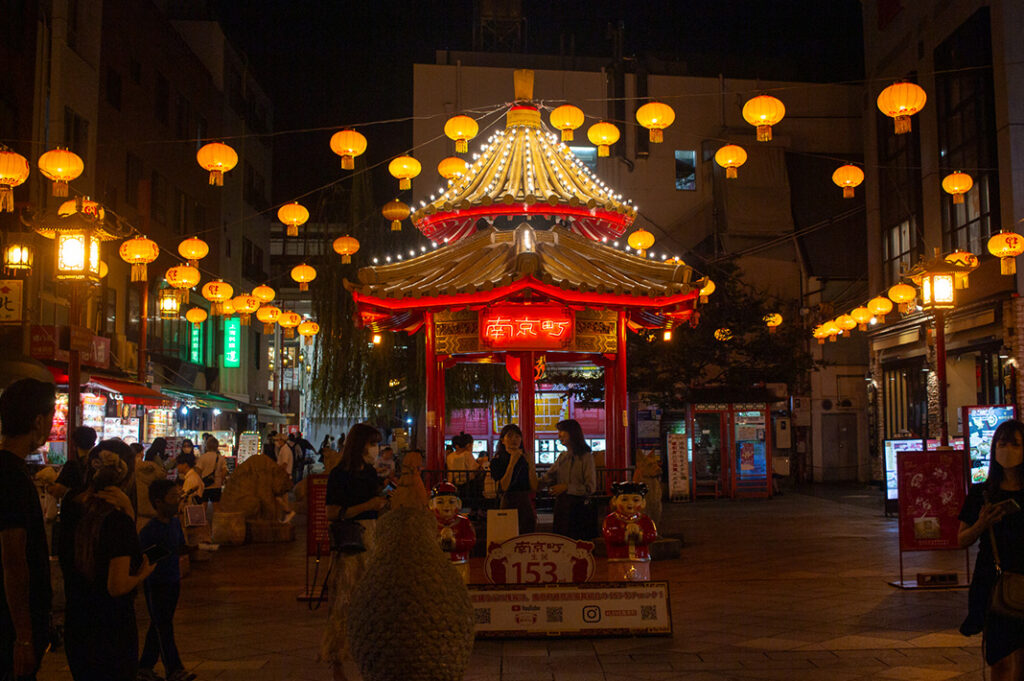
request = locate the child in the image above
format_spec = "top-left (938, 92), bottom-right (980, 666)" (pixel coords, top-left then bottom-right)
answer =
top-left (137, 479), bottom-right (194, 681)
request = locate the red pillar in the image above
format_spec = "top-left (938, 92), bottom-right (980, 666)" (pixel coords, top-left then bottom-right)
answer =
top-left (616, 310), bottom-right (629, 471)
top-left (425, 312), bottom-right (442, 471)
top-left (435, 358), bottom-right (447, 476)
top-left (519, 351), bottom-right (536, 456)
top-left (604, 361), bottom-right (617, 472)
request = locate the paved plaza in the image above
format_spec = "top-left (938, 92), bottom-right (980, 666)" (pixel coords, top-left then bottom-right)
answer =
top-left (38, 486), bottom-right (984, 681)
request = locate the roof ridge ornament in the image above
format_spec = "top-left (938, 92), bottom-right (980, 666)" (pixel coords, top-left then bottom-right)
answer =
top-left (513, 69), bottom-right (534, 102)
top-left (514, 223), bottom-right (539, 275)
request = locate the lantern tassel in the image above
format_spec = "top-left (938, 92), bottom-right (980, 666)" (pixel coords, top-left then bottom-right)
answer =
top-left (858, 323), bottom-right (867, 331)
top-left (284, 328), bottom-right (295, 339)
top-left (341, 156), bottom-right (354, 170)
top-left (456, 140), bottom-right (467, 153)
top-left (0, 187), bottom-right (12, 212)
top-left (649, 129), bottom-right (663, 144)
top-left (211, 302), bottom-right (222, 316)
top-left (299, 282), bottom-right (308, 292)
top-left (700, 295), bottom-right (708, 304)
top-left (829, 335), bottom-right (838, 342)
top-left (287, 225), bottom-right (298, 237)
top-left (52, 180), bottom-right (68, 197)
top-left (263, 322), bottom-right (274, 334)
top-left (561, 130), bottom-right (573, 142)
top-left (756, 124), bottom-right (772, 142)
top-left (597, 145), bottom-right (609, 158)
top-left (894, 115), bottom-right (911, 135)
top-left (726, 167), bottom-right (737, 179)
top-left (391, 220), bottom-right (401, 232)
top-left (342, 255), bottom-right (351, 264)
top-left (843, 187), bottom-right (855, 199)
top-left (1002, 258), bottom-right (1017, 276)
top-left (209, 170), bottom-right (223, 186)
top-left (953, 193), bottom-right (964, 204)
top-left (817, 338), bottom-right (825, 345)
top-left (399, 178), bottom-right (411, 190)
top-left (131, 264), bottom-right (147, 282)
top-left (240, 314), bottom-right (250, 326)
top-left (769, 326), bottom-right (777, 334)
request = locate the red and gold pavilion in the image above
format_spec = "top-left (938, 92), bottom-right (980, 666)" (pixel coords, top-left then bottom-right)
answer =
top-left (345, 70), bottom-right (705, 472)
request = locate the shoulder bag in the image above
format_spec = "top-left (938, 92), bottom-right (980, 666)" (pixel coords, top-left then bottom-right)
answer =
top-left (989, 526), bottom-right (1024, 618)
top-left (329, 516), bottom-right (366, 554)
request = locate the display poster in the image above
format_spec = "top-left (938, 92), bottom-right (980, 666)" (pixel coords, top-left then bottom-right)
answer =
top-left (49, 394), bottom-right (68, 443)
top-left (485, 533), bottom-right (596, 584)
top-left (470, 581), bottom-right (672, 638)
top-left (964, 405), bottom-right (1017, 484)
top-left (81, 393), bottom-right (106, 430)
top-left (103, 417), bottom-right (140, 444)
top-left (306, 474), bottom-right (330, 556)
top-left (665, 432), bottom-right (689, 501)
top-left (164, 437), bottom-right (182, 462)
top-left (896, 449), bottom-right (966, 552)
top-left (236, 431), bottom-right (261, 465)
top-left (884, 439), bottom-right (921, 500)
top-left (736, 441), bottom-right (767, 478)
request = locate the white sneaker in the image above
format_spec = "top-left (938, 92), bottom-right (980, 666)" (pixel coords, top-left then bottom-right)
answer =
top-left (282, 511), bottom-right (296, 524)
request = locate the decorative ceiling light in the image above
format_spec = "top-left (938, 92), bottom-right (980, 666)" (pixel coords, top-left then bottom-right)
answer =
top-left (278, 310), bottom-right (302, 339)
top-left (231, 293), bottom-right (261, 325)
top-left (290, 263), bottom-right (317, 291)
top-left (333, 235), bottom-right (360, 263)
top-left (178, 236), bottom-right (209, 267)
top-left (868, 295), bottom-right (893, 321)
top-left (297, 320), bottom-right (320, 346)
top-left (851, 306), bottom-right (873, 331)
top-left (381, 199), bottom-right (410, 232)
top-left (887, 282), bottom-right (917, 314)
top-left (256, 305), bottom-right (281, 334)
top-left (587, 121), bottom-right (620, 157)
top-left (118, 236), bottom-right (159, 282)
top-left (444, 115), bottom-right (479, 153)
top-left (330, 129), bottom-right (367, 170)
top-left (941, 171), bottom-right (973, 205)
top-left (185, 307), bottom-right (208, 329)
top-left (201, 279), bottom-right (234, 315)
top-left (165, 264), bottom-right (200, 304)
top-left (388, 155), bottom-right (421, 191)
top-left (252, 284), bottom-right (275, 303)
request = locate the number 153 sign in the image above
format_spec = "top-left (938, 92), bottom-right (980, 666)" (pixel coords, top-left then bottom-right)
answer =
top-left (0, 280), bottom-right (24, 323)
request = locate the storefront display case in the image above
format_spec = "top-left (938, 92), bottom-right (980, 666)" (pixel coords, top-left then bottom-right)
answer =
top-left (145, 407), bottom-right (178, 442)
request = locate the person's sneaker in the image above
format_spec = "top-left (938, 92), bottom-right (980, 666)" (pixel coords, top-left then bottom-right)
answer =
top-left (137, 669), bottom-right (163, 681)
top-left (166, 670), bottom-right (196, 681)
top-left (282, 510), bottom-right (296, 524)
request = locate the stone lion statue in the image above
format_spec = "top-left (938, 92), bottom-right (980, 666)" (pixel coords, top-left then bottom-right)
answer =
top-left (347, 507), bottom-right (474, 681)
top-left (219, 454), bottom-right (292, 522)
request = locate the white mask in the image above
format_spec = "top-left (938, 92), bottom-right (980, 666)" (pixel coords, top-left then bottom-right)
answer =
top-left (996, 437), bottom-right (1024, 469)
top-left (364, 444), bottom-right (379, 464)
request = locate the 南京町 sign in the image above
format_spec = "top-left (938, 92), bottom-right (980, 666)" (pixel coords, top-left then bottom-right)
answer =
top-left (479, 305), bottom-right (574, 350)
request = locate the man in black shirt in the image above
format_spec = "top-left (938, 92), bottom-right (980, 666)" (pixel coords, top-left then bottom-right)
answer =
top-left (0, 378), bottom-right (57, 681)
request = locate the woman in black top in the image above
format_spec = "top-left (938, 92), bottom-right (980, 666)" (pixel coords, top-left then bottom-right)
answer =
top-left (321, 423), bottom-right (387, 681)
top-left (958, 419), bottom-right (1024, 679)
top-left (490, 423), bottom-right (538, 534)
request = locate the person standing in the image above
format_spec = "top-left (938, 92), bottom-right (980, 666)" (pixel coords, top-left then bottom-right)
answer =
top-left (273, 432), bottom-right (295, 480)
top-left (490, 424), bottom-right (538, 534)
top-left (174, 452), bottom-right (204, 507)
top-left (0, 378), bottom-right (56, 681)
top-left (541, 419), bottom-right (597, 539)
top-left (321, 423), bottom-right (388, 681)
top-left (195, 437), bottom-right (227, 503)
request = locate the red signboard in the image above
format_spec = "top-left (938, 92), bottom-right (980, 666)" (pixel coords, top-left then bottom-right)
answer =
top-left (479, 305), bottom-right (574, 350)
top-left (29, 325), bottom-right (110, 369)
top-left (896, 449), bottom-right (966, 552)
top-left (307, 474), bottom-right (330, 556)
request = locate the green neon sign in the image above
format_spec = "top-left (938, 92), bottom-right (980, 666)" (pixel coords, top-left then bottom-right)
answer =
top-left (190, 323), bottom-right (203, 365)
top-left (223, 317), bottom-right (241, 368)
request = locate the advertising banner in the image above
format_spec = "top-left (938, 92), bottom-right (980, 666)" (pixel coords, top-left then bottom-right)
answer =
top-left (963, 405), bottom-right (1017, 484)
top-left (486, 533), bottom-right (595, 584)
top-left (665, 432), bottom-right (689, 500)
top-left (470, 581), bottom-right (672, 638)
top-left (896, 449), bottom-right (966, 552)
top-left (236, 431), bottom-right (261, 465)
top-left (306, 474), bottom-right (330, 556)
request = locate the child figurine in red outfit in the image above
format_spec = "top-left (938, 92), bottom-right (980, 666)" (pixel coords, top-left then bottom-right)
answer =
top-left (430, 481), bottom-right (477, 583)
top-left (602, 481), bottom-right (658, 581)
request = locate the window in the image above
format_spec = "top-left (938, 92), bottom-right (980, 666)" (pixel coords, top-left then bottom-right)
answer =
top-left (171, 188), bottom-right (186, 235)
top-left (154, 72), bottom-right (169, 125)
top-left (125, 153), bottom-right (142, 206)
top-left (195, 115), bottom-right (207, 153)
top-left (569, 146), bottom-right (598, 172)
top-left (151, 172), bottom-right (167, 223)
top-left (63, 107), bottom-right (88, 154)
top-left (242, 237), bottom-right (266, 282)
top-left (935, 8), bottom-right (1000, 254)
top-left (174, 93), bottom-right (190, 139)
top-left (882, 220), bottom-right (916, 289)
top-left (882, 360), bottom-right (929, 439)
top-left (105, 68), bottom-right (122, 110)
top-left (66, 0), bottom-right (79, 51)
top-left (674, 150), bottom-right (697, 190)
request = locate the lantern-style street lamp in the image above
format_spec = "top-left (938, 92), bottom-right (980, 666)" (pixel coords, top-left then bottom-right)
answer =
top-left (157, 287), bottom-right (181, 319)
top-left (2, 235), bottom-right (33, 276)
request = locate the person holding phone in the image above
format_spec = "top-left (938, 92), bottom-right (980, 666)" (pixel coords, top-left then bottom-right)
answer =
top-left (958, 418), bottom-right (1024, 680)
top-left (137, 479), bottom-right (193, 681)
top-left (490, 424), bottom-right (538, 534)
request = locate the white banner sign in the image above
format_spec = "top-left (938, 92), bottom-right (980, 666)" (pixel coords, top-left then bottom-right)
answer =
top-left (0, 280), bottom-right (23, 323)
top-left (470, 581), bottom-right (672, 638)
top-left (666, 432), bottom-right (689, 500)
top-left (486, 533), bottom-right (596, 584)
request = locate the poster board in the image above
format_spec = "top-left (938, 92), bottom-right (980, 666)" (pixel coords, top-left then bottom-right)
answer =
top-left (884, 438), bottom-right (966, 502)
top-left (963, 405), bottom-right (1017, 484)
top-left (307, 474), bottom-right (330, 556)
top-left (237, 431), bottom-right (261, 465)
top-left (470, 581), bottom-right (672, 638)
top-left (896, 449), bottom-right (966, 552)
top-left (665, 432), bottom-right (689, 501)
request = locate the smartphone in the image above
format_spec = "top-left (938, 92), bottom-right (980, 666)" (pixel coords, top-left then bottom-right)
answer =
top-left (382, 481), bottom-right (397, 497)
top-left (994, 498), bottom-right (1022, 514)
top-left (142, 544), bottom-right (172, 563)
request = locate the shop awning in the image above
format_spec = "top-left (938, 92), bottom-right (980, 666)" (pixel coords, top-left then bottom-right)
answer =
top-left (159, 387), bottom-right (242, 412)
top-left (256, 406), bottom-right (287, 422)
top-left (84, 377), bottom-right (172, 406)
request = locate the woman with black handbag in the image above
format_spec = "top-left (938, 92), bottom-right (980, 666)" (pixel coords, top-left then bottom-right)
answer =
top-left (958, 418), bottom-right (1024, 680)
top-left (320, 423), bottom-right (388, 681)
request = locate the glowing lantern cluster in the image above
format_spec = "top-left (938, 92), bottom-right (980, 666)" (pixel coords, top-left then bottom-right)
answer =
top-left (330, 129), bottom-right (367, 170)
top-left (763, 313), bottom-right (783, 333)
top-left (381, 199), bottom-right (410, 232)
top-left (715, 144), bottom-right (747, 178)
top-left (742, 95), bottom-right (785, 142)
top-left (627, 228), bottom-right (654, 257)
top-left (232, 293), bottom-right (261, 326)
top-left (333, 235), bottom-right (360, 263)
top-left (887, 282), bottom-right (917, 314)
top-left (291, 263), bottom-right (317, 291)
top-left (549, 105), bottom-right (585, 141)
top-left (178, 236), bottom-right (209, 267)
top-left (635, 102), bottom-right (675, 143)
top-left (201, 279), bottom-right (234, 316)
top-left (587, 121), bottom-right (619, 157)
top-left (196, 141), bottom-right (237, 186)
top-left (185, 307), bottom-right (208, 330)
top-left (38, 147), bottom-right (84, 197)
top-left (942, 172), bottom-right (973, 205)
top-left (278, 310), bottom-right (302, 339)
top-left (277, 202), bottom-right (309, 237)
top-left (832, 165), bottom-right (864, 199)
top-left (388, 156), bottom-right (421, 191)
top-left (988, 230), bottom-right (1024, 275)
top-left (118, 236), bottom-right (159, 282)
top-left (256, 305), bottom-right (281, 334)
top-left (437, 157), bottom-right (468, 181)
top-left (876, 82), bottom-right (927, 135)
top-left (298, 320), bottom-right (320, 346)
top-left (444, 115), bottom-right (479, 153)
top-left (0, 148), bottom-right (30, 212)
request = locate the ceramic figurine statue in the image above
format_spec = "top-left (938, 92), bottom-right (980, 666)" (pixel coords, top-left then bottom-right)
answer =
top-left (430, 481), bottom-right (476, 583)
top-left (602, 480), bottom-right (658, 581)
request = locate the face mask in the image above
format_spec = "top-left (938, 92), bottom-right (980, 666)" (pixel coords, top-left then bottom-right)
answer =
top-left (996, 439), bottom-right (1024, 469)
top-left (364, 444), bottom-right (379, 463)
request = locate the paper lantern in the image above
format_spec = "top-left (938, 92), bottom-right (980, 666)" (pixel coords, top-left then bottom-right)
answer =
top-left (58, 197), bottom-right (104, 220)
top-left (38, 147), bottom-right (84, 197)
top-left (549, 105), bottom-right (585, 141)
top-left (635, 102), bottom-right (675, 143)
top-left (945, 250), bottom-right (979, 289)
top-left (699, 279), bottom-right (715, 304)
top-left (256, 305), bottom-right (281, 334)
top-left (742, 95), bottom-right (786, 142)
top-left (942, 172), bottom-right (973, 205)
top-left (851, 306), bottom-right (873, 331)
top-left (388, 156), bottom-right (421, 191)
top-left (277, 202), bottom-right (309, 237)
top-left (333, 235), bottom-right (360, 263)
top-left (835, 314), bottom-right (857, 335)
top-left (988, 230), bottom-right (1024, 275)
top-left (887, 282), bottom-right (917, 314)
top-left (118, 236), bottom-right (159, 282)
top-left (822, 320), bottom-right (840, 342)
top-left (196, 141), bottom-right (237, 186)
top-left (444, 115), bottom-right (479, 153)
top-left (157, 288), bottom-right (181, 319)
top-left (298, 320), bottom-right (320, 346)
top-left (165, 265), bottom-right (200, 305)
top-left (877, 82), bottom-right (927, 134)
top-left (220, 299), bottom-right (236, 317)
top-left (0, 149), bottom-right (30, 211)
top-left (715, 145), bottom-right (747, 179)
top-left (714, 328), bottom-right (732, 342)
top-left (868, 295), bottom-right (894, 321)
top-left (185, 307), bottom-right (207, 330)
top-left (381, 199), bottom-right (410, 232)
top-left (812, 324), bottom-right (829, 345)
top-left (627, 228), bottom-right (655, 257)
top-left (252, 284), bottom-right (275, 303)
top-left (278, 310), bottom-right (302, 339)
top-left (330, 129), bottom-right (367, 170)
top-left (232, 293), bottom-right (260, 326)
top-left (587, 121), bottom-right (620, 157)
top-left (290, 263), bottom-right (317, 291)
top-left (178, 236), bottom-right (209, 267)
top-left (832, 165), bottom-right (864, 199)
top-left (437, 157), bottom-right (468, 181)
top-left (763, 313), bottom-right (783, 333)
top-left (201, 279), bottom-right (234, 316)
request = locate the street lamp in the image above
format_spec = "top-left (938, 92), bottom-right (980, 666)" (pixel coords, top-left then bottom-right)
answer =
top-left (2, 235), bottom-right (33, 276)
top-left (157, 287), bottom-right (181, 319)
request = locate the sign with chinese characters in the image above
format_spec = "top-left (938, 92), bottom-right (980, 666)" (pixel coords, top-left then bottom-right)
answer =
top-left (190, 323), bottom-right (203, 365)
top-left (666, 433), bottom-right (689, 501)
top-left (306, 474), bottom-right (330, 556)
top-left (469, 581), bottom-right (672, 638)
top-left (223, 317), bottom-right (241, 368)
top-left (485, 533), bottom-right (595, 584)
top-left (479, 305), bottom-right (574, 350)
top-left (0, 280), bottom-right (23, 323)
top-left (896, 449), bottom-right (965, 552)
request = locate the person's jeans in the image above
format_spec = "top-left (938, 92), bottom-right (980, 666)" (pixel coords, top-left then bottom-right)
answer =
top-left (139, 582), bottom-right (183, 674)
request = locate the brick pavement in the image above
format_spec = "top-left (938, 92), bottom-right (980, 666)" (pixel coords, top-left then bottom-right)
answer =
top-left (37, 487), bottom-right (985, 680)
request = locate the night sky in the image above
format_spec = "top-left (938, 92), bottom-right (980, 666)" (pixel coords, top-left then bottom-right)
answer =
top-left (211, 0), bottom-right (865, 206)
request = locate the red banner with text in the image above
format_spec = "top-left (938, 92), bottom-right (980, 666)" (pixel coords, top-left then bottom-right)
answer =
top-left (479, 305), bottom-right (574, 350)
top-left (896, 449), bottom-right (966, 552)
